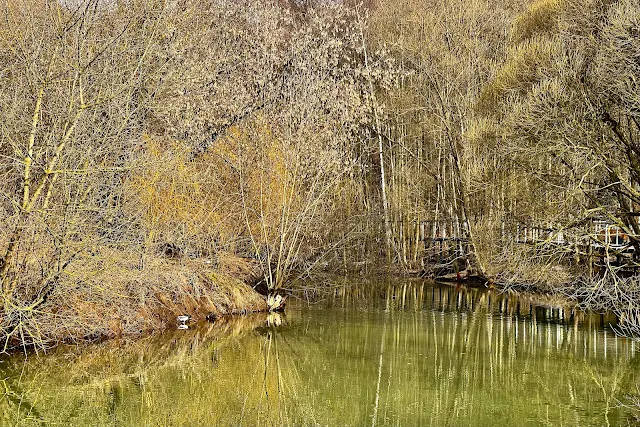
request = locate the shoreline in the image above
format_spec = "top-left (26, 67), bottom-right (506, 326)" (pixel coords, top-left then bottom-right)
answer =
top-left (0, 251), bottom-right (269, 351)
top-left (1, 258), bottom-right (626, 352)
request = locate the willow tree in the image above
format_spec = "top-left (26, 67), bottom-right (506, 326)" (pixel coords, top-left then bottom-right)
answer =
top-left (471, 0), bottom-right (639, 285)
top-left (488, 0), bottom-right (639, 243)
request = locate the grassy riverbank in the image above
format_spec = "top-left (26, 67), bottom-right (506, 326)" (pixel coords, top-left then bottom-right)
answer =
top-left (1, 251), bottom-right (266, 349)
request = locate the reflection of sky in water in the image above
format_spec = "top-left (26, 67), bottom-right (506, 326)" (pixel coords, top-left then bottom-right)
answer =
top-left (1, 282), bottom-right (639, 427)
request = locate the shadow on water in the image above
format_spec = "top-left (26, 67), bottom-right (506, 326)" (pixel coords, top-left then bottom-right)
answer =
top-left (1, 280), bottom-right (640, 426)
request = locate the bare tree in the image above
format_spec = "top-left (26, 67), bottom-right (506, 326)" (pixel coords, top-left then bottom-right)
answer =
top-left (0, 0), bottom-right (165, 346)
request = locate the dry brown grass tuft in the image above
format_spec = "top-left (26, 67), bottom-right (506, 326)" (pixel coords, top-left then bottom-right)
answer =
top-left (511, 0), bottom-right (560, 44)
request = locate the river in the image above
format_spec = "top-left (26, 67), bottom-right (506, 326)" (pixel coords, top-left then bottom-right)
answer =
top-left (1, 280), bottom-right (639, 426)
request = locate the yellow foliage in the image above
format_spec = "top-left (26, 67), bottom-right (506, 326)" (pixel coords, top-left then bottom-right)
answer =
top-left (127, 136), bottom-right (237, 249)
top-left (127, 119), bottom-right (301, 253)
top-left (222, 120), bottom-right (299, 244)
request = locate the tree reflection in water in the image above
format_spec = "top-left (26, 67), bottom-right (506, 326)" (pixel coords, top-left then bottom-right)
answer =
top-left (1, 281), bottom-right (639, 427)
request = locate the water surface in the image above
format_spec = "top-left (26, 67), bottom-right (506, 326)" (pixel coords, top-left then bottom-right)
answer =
top-left (2, 281), bottom-right (639, 426)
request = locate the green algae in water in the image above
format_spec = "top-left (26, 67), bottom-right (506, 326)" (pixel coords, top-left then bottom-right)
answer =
top-left (1, 282), bottom-right (640, 427)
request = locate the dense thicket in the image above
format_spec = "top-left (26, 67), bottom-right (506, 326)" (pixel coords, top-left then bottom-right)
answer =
top-left (1, 0), bottom-right (639, 345)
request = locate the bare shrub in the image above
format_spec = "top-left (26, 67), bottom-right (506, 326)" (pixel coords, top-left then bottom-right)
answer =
top-left (563, 273), bottom-right (640, 338)
top-left (0, 0), bottom-right (166, 347)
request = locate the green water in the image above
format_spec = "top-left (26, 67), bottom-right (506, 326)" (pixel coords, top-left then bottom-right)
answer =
top-left (1, 281), bottom-right (640, 426)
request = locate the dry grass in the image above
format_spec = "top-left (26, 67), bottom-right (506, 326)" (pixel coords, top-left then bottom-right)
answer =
top-left (2, 249), bottom-right (267, 348)
top-left (511, 0), bottom-right (560, 44)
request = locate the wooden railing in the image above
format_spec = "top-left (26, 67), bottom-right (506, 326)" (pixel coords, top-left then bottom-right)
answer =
top-left (383, 218), bottom-right (639, 271)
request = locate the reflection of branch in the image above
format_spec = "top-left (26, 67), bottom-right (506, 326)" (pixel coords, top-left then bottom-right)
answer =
top-left (444, 293), bottom-right (485, 424)
top-left (370, 311), bottom-right (387, 427)
top-left (1, 377), bottom-right (43, 421)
